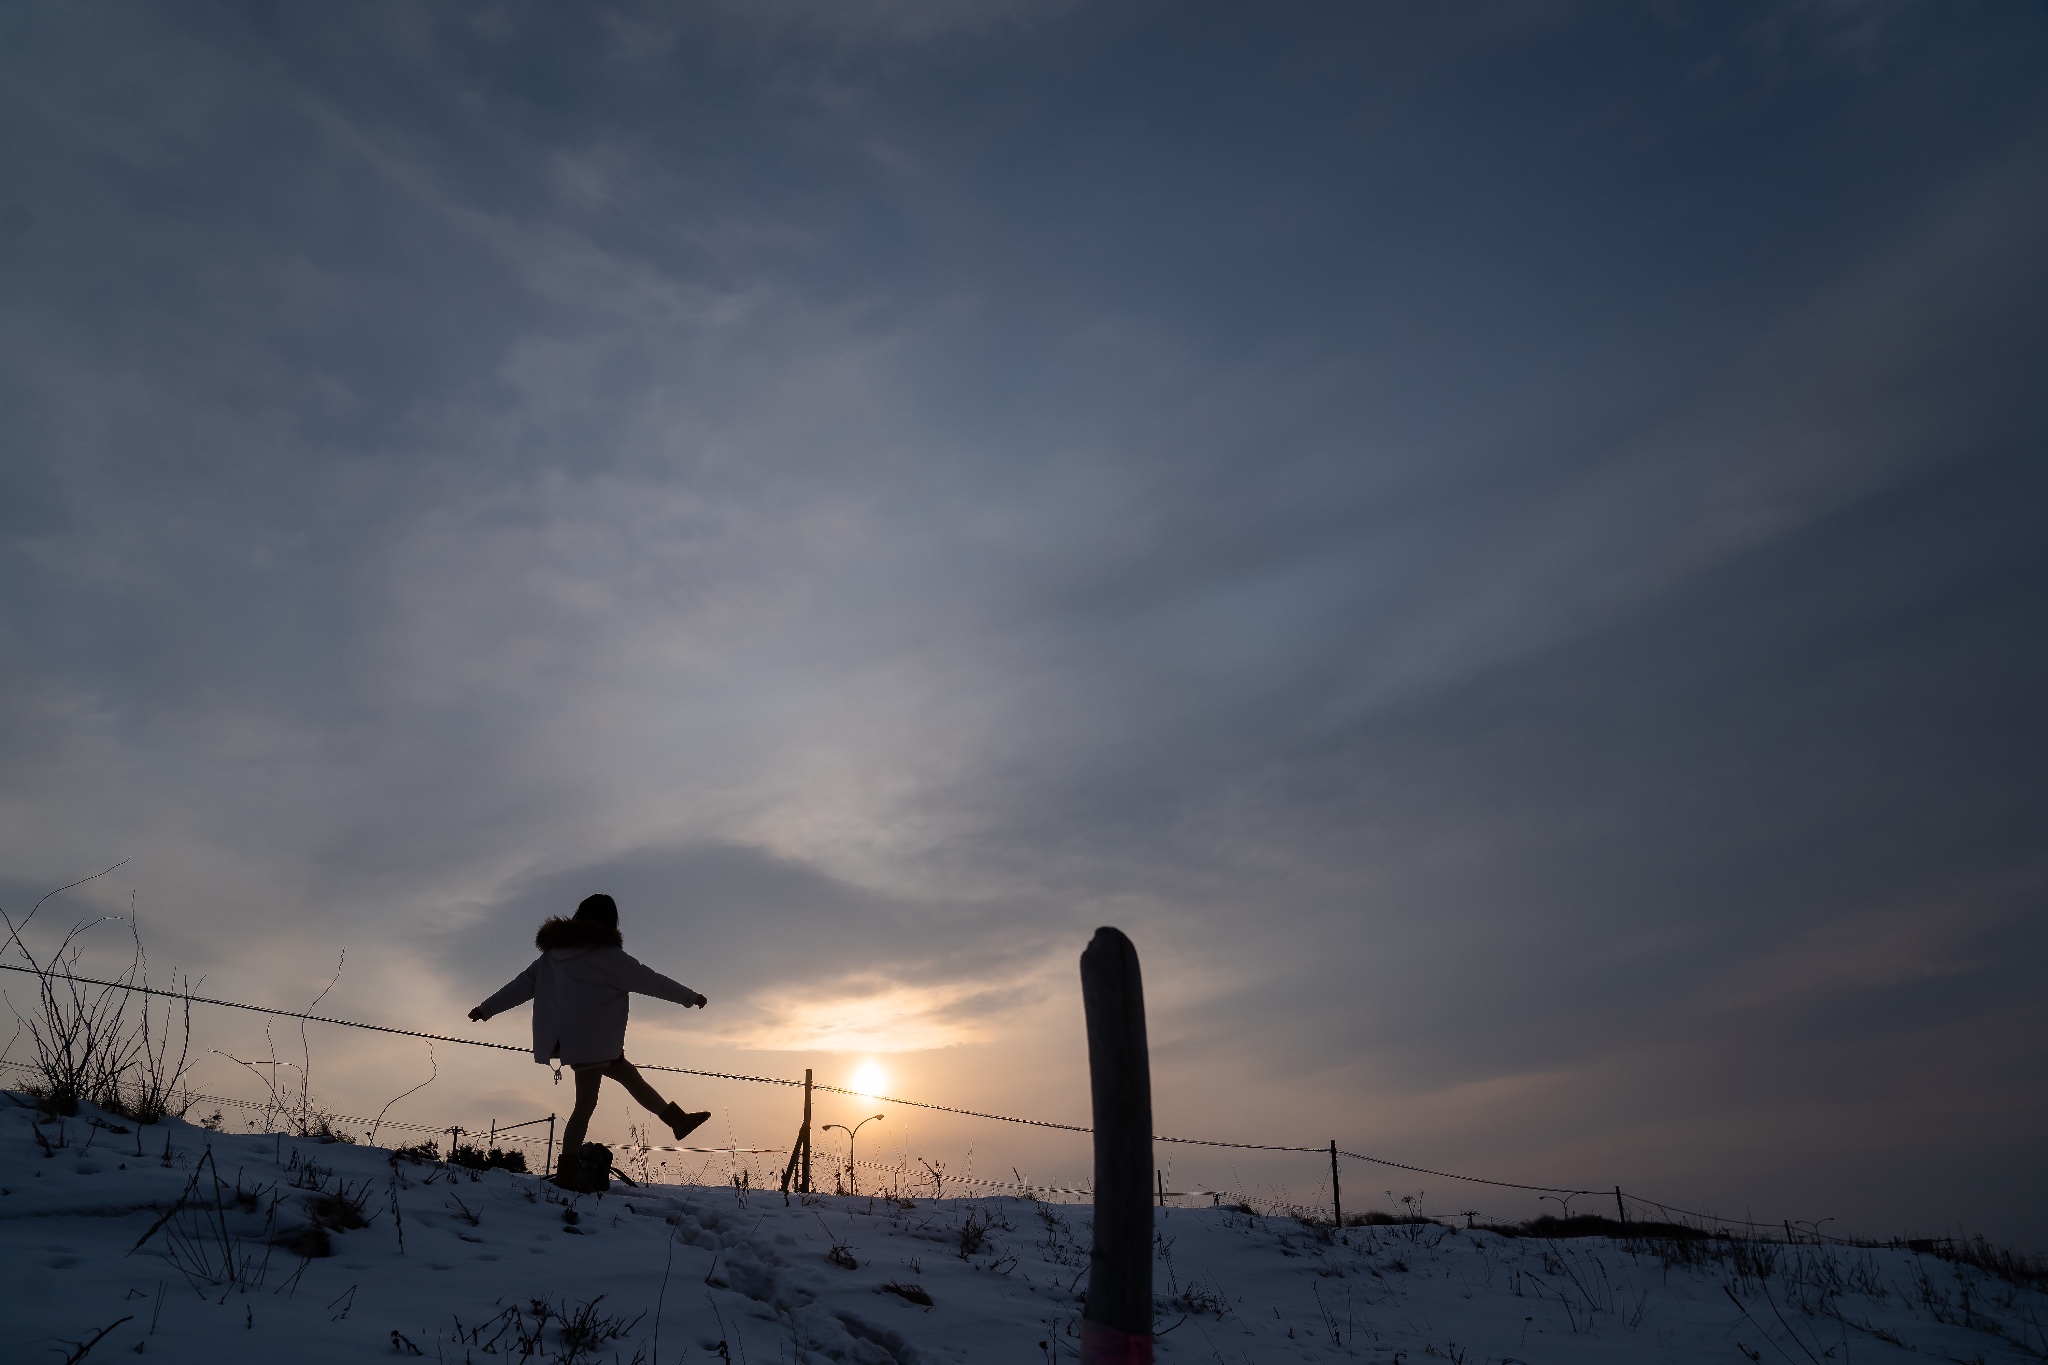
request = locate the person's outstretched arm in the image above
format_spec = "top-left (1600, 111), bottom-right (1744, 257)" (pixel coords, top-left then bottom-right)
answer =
top-left (606, 952), bottom-right (707, 1009)
top-left (469, 960), bottom-right (540, 1022)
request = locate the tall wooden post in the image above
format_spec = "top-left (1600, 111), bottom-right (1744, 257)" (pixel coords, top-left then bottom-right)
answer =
top-left (1616, 1186), bottom-right (1626, 1226)
top-left (1081, 927), bottom-right (1153, 1364)
top-left (801, 1068), bottom-right (814, 1195)
top-left (545, 1114), bottom-right (556, 1175)
top-left (1330, 1141), bottom-right (1343, 1232)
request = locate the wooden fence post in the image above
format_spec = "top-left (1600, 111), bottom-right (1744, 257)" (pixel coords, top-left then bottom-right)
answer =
top-left (1330, 1141), bottom-right (1343, 1234)
top-left (1616, 1186), bottom-right (1627, 1226)
top-left (1081, 926), bottom-right (1153, 1364)
top-left (545, 1114), bottom-right (556, 1175)
top-left (779, 1071), bottom-right (816, 1200)
top-left (801, 1068), bottom-right (814, 1195)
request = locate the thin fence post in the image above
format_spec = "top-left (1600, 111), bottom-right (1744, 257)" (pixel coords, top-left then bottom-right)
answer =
top-left (545, 1114), bottom-right (555, 1174)
top-left (801, 1068), bottom-right (814, 1195)
top-left (1080, 926), bottom-right (1153, 1364)
top-left (1616, 1186), bottom-right (1626, 1226)
top-left (1330, 1141), bottom-right (1343, 1233)
top-left (1156, 1170), bottom-right (1165, 1208)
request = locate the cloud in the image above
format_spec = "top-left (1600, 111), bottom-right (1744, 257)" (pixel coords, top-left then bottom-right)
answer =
top-left (2, 0), bottom-right (2045, 1243)
top-left (725, 974), bottom-right (1046, 1053)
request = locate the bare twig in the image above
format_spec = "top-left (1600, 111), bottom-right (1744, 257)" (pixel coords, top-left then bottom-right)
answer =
top-left (367, 1042), bottom-right (437, 1146)
top-left (295, 952), bottom-right (345, 1135)
top-left (653, 1216), bottom-right (679, 1365)
top-left (57, 1313), bottom-right (134, 1364)
top-left (125, 906), bottom-right (193, 1123)
top-left (0, 858), bottom-right (128, 959)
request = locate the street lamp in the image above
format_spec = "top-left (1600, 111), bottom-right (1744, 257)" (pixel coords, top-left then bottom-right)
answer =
top-left (822, 1114), bottom-right (885, 1195)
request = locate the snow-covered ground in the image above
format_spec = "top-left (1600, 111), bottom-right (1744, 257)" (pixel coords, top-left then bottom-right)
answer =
top-left (4, 1097), bottom-right (2043, 1363)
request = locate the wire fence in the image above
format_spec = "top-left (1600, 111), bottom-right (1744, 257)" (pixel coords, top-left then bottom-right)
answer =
top-left (0, 1057), bottom-right (543, 1149)
top-left (0, 959), bottom-right (1846, 1239)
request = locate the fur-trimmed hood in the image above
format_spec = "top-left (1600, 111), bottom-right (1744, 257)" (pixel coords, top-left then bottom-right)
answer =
top-left (535, 916), bottom-right (624, 952)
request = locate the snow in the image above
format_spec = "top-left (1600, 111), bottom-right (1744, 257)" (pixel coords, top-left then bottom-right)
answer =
top-left (3, 1096), bottom-right (2042, 1363)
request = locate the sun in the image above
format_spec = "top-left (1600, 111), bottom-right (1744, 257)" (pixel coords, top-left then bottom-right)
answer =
top-left (849, 1061), bottom-right (889, 1098)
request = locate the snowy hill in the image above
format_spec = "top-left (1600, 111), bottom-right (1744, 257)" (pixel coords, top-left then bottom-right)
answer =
top-left (3, 1097), bottom-right (2042, 1363)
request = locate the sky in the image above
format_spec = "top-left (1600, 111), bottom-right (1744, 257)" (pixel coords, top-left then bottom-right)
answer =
top-left (2, 0), bottom-right (2046, 1244)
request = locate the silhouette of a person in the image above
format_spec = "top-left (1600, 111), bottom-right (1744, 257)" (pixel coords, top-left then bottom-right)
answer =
top-left (470, 893), bottom-right (710, 1189)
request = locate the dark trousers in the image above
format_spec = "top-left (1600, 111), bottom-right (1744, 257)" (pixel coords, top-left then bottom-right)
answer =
top-left (558, 1057), bottom-right (670, 1160)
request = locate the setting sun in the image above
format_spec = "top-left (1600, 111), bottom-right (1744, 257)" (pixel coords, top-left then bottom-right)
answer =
top-left (848, 1061), bottom-right (889, 1098)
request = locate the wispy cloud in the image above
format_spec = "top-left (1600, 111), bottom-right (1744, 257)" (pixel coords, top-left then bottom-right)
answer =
top-left (2, 0), bottom-right (2045, 1243)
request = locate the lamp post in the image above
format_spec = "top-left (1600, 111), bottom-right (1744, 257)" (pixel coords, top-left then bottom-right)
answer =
top-left (822, 1114), bottom-right (885, 1195)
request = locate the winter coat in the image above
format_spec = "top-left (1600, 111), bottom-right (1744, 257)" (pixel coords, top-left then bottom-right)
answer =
top-left (472, 917), bottom-right (705, 1066)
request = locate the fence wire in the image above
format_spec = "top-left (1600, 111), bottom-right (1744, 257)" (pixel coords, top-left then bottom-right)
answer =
top-left (0, 1056), bottom-right (530, 1146)
top-left (0, 960), bottom-right (1826, 1229)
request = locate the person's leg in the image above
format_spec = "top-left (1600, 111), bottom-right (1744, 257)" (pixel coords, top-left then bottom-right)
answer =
top-left (601, 1058), bottom-right (670, 1116)
top-left (606, 1058), bottom-right (711, 1141)
top-left (558, 1063), bottom-right (606, 1157)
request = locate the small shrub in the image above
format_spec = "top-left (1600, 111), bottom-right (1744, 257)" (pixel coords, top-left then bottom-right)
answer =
top-left (3, 871), bottom-right (196, 1124)
top-left (1351, 1210), bottom-right (1438, 1228)
top-left (448, 1296), bottom-right (644, 1362)
top-left (311, 1190), bottom-right (372, 1230)
top-left (448, 1143), bottom-right (528, 1173)
top-left (272, 1223), bottom-right (333, 1258)
top-left (133, 1149), bottom-right (283, 1291)
top-left (297, 1114), bottom-right (355, 1144)
top-left (1475, 1214), bottom-right (1715, 1241)
top-left (1908, 1236), bottom-right (2048, 1290)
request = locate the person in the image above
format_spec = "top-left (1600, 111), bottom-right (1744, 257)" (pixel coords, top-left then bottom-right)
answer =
top-left (469, 892), bottom-right (711, 1190)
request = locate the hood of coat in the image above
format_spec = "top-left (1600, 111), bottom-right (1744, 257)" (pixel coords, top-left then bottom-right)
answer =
top-left (535, 916), bottom-right (624, 952)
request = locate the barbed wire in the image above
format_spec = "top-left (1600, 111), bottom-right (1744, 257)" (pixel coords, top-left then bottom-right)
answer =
top-left (0, 961), bottom-right (1652, 1201)
top-left (0, 965), bottom-right (1270, 1142)
top-left (0, 1058), bottom-right (781, 1159)
top-left (843, 1155), bottom-right (1097, 1199)
top-left (1335, 1148), bottom-right (1597, 1196)
top-left (831, 1155), bottom-right (1246, 1202)
top-left (0, 956), bottom-right (1882, 1239)
top-left (0, 1046), bottom-right (1901, 1243)
top-left (1617, 1190), bottom-right (1867, 1244)
top-left (0, 1056), bottom-right (526, 1145)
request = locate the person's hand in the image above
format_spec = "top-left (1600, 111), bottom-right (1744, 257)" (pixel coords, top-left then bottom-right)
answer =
top-left (468, 1006), bottom-right (487, 1022)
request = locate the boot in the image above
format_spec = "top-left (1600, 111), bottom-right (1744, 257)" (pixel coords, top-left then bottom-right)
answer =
top-left (553, 1149), bottom-right (593, 1193)
top-left (659, 1102), bottom-right (711, 1142)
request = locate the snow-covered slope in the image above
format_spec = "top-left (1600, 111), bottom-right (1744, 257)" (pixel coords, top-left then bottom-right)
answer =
top-left (3, 1098), bottom-right (2041, 1363)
